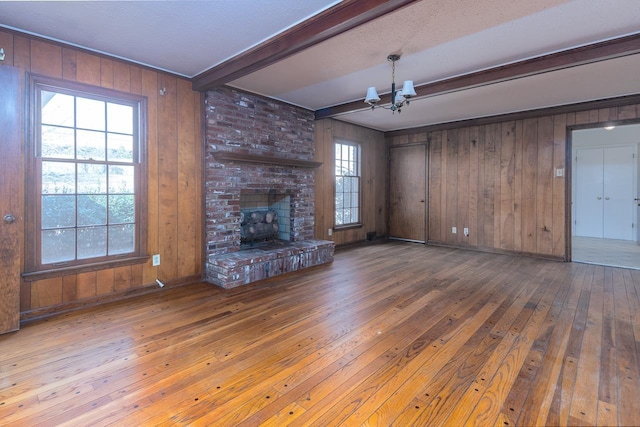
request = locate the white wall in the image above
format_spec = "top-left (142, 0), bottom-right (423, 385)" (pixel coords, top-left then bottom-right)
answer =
top-left (571, 123), bottom-right (640, 239)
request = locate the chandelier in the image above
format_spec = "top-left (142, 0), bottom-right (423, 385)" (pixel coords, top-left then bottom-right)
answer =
top-left (364, 54), bottom-right (416, 113)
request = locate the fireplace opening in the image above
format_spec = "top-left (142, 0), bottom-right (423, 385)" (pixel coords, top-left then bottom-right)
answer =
top-left (240, 192), bottom-right (291, 248)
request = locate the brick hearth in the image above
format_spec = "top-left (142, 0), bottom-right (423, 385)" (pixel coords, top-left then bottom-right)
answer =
top-left (204, 87), bottom-right (334, 288)
top-left (208, 240), bottom-right (334, 289)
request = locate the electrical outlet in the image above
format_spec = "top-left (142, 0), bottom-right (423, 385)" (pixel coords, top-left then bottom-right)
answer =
top-left (464, 227), bottom-right (469, 237)
top-left (452, 227), bottom-right (457, 234)
top-left (328, 228), bottom-right (333, 236)
top-left (152, 254), bottom-right (160, 266)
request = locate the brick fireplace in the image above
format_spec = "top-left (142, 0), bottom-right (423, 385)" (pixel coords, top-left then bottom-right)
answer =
top-left (204, 87), bottom-right (334, 288)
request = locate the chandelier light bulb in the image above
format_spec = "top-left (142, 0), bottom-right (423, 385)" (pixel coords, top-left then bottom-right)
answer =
top-left (364, 54), bottom-right (415, 113)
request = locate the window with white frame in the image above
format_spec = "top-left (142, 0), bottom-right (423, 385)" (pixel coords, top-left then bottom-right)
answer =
top-left (335, 140), bottom-right (361, 226)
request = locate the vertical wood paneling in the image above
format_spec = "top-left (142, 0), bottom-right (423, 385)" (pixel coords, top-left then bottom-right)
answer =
top-left (522, 119), bottom-right (538, 253)
top-left (177, 79), bottom-right (199, 278)
top-left (30, 39), bottom-right (62, 77)
top-left (141, 69), bottom-right (159, 285)
top-left (13, 36), bottom-right (31, 70)
top-left (536, 116), bottom-right (554, 255)
top-left (491, 124), bottom-right (502, 249)
top-left (552, 114), bottom-right (567, 257)
top-left (30, 278), bottom-right (62, 309)
top-left (457, 128), bottom-right (470, 245)
top-left (466, 128), bottom-right (478, 246)
top-left (575, 111), bottom-right (590, 125)
top-left (1, 29), bottom-right (202, 318)
top-left (96, 269), bottom-right (115, 296)
top-left (114, 266), bottom-right (132, 292)
top-left (446, 130), bottom-right (458, 245)
top-left (76, 272), bottom-right (97, 300)
top-left (513, 121), bottom-right (524, 252)
top-left (440, 131), bottom-right (449, 241)
top-left (0, 31), bottom-right (14, 66)
top-left (62, 48), bottom-right (77, 80)
top-left (113, 61), bottom-right (131, 92)
top-left (476, 128), bottom-right (486, 246)
top-left (618, 105), bottom-right (637, 120)
top-left (483, 125), bottom-right (496, 247)
top-left (100, 58), bottom-right (114, 88)
top-left (62, 275), bottom-right (77, 303)
top-left (76, 51), bottom-right (101, 86)
top-left (500, 122), bottom-right (516, 250)
top-left (410, 101), bottom-right (639, 259)
top-left (429, 132), bottom-right (442, 242)
top-left (157, 75), bottom-right (179, 281)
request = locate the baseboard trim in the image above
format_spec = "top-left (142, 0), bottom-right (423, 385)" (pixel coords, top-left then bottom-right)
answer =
top-left (20, 274), bottom-right (203, 324)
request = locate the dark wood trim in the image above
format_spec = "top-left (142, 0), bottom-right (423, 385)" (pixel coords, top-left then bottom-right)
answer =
top-left (213, 151), bottom-right (323, 168)
top-left (316, 33), bottom-right (640, 120)
top-left (22, 256), bottom-right (150, 282)
top-left (191, 0), bottom-right (420, 91)
top-left (20, 274), bottom-right (202, 323)
top-left (385, 93), bottom-right (640, 137)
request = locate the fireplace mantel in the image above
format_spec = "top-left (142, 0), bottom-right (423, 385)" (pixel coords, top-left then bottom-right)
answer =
top-left (213, 152), bottom-right (323, 169)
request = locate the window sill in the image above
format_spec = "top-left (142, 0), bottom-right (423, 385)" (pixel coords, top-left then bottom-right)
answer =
top-left (22, 255), bottom-right (150, 282)
top-left (333, 223), bottom-right (363, 231)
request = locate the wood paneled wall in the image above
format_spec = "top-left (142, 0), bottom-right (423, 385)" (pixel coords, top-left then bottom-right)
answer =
top-left (0, 29), bottom-right (203, 319)
top-left (388, 103), bottom-right (640, 259)
top-left (314, 119), bottom-right (387, 246)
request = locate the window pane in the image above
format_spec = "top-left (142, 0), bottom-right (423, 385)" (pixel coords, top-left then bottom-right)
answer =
top-left (42, 228), bottom-right (75, 264)
top-left (107, 103), bottom-right (133, 134)
top-left (109, 224), bottom-right (135, 255)
top-left (343, 177), bottom-right (351, 193)
top-left (107, 133), bottom-right (134, 162)
top-left (352, 207), bottom-right (359, 223)
top-left (41, 91), bottom-right (74, 127)
top-left (77, 129), bottom-right (105, 161)
top-left (77, 164), bottom-right (107, 194)
top-left (41, 125), bottom-right (74, 159)
top-left (78, 195), bottom-right (107, 226)
top-left (42, 195), bottom-right (76, 229)
top-left (109, 194), bottom-right (135, 224)
top-left (77, 226), bottom-right (107, 259)
top-left (76, 97), bottom-right (105, 131)
top-left (109, 165), bottom-right (135, 193)
top-left (42, 161), bottom-right (75, 194)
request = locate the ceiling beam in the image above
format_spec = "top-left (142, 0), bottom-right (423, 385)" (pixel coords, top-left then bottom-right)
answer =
top-left (191, 0), bottom-right (420, 91)
top-left (315, 33), bottom-right (640, 120)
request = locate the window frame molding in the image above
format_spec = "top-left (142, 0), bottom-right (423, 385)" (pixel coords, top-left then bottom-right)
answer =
top-left (23, 74), bottom-right (149, 280)
top-left (333, 138), bottom-right (362, 229)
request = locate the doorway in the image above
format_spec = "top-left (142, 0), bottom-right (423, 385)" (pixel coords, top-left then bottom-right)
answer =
top-left (572, 123), bottom-right (640, 269)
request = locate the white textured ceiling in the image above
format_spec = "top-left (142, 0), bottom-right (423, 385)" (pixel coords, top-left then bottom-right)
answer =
top-left (1, 0), bottom-right (639, 132)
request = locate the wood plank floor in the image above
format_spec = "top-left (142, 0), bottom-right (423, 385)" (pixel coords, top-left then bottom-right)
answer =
top-left (1, 242), bottom-right (639, 426)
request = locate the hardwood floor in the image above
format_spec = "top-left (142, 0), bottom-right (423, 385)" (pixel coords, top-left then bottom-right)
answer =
top-left (1, 242), bottom-right (639, 426)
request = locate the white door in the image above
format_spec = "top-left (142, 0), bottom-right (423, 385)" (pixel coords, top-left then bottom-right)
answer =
top-left (603, 146), bottom-right (635, 240)
top-left (575, 146), bottom-right (635, 240)
top-left (575, 148), bottom-right (604, 238)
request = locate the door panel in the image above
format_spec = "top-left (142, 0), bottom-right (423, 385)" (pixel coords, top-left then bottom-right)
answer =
top-left (389, 145), bottom-right (426, 242)
top-left (0, 66), bottom-right (22, 334)
top-left (603, 145), bottom-right (635, 240)
top-left (575, 148), bottom-right (604, 238)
